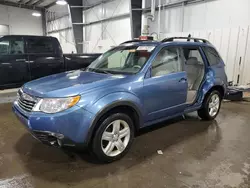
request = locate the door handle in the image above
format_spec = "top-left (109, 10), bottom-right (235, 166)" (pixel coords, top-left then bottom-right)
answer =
top-left (25, 61), bottom-right (34, 63)
top-left (16, 59), bottom-right (26, 62)
top-left (1, 63), bottom-right (11, 65)
top-left (0, 63), bottom-right (12, 68)
top-left (179, 78), bottom-right (187, 83)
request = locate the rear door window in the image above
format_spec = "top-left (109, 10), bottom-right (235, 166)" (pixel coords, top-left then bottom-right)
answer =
top-left (202, 47), bottom-right (222, 66)
top-left (27, 37), bottom-right (54, 54)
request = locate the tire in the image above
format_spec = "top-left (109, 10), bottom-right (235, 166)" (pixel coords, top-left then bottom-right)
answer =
top-left (198, 90), bottom-right (222, 121)
top-left (91, 113), bottom-right (134, 163)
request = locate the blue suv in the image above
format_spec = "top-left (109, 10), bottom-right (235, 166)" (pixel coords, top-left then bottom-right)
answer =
top-left (13, 37), bottom-right (227, 162)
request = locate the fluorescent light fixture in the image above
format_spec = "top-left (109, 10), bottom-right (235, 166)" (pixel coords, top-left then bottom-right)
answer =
top-left (32, 12), bottom-right (41, 17)
top-left (56, 0), bottom-right (67, 5)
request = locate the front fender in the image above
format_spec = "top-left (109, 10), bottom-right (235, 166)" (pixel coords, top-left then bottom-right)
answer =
top-left (87, 92), bottom-right (144, 117)
top-left (84, 92), bottom-right (144, 145)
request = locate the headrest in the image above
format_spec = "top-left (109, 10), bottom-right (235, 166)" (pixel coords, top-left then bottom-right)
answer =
top-left (186, 57), bottom-right (198, 65)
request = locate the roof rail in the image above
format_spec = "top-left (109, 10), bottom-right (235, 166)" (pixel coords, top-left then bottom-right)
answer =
top-left (161, 37), bottom-right (210, 44)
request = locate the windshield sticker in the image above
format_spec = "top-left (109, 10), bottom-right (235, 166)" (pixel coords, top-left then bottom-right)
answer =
top-left (137, 46), bottom-right (155, 52)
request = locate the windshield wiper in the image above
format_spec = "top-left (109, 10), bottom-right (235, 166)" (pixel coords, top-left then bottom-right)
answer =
top-left (99, 70), bottom-right (112, 75)
top-left (88, 68), bottom-right (112, 75)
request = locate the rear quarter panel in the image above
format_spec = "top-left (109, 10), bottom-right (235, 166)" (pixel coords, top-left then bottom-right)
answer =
top-left (197, 65), bottom-right (227, 105)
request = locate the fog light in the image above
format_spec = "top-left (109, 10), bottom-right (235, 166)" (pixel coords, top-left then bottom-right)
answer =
top-left (50, 133), bottom-right (64, 139)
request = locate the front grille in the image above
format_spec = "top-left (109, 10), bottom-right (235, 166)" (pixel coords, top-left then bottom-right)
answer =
top-left (17, 90), bottom-right (37, 112)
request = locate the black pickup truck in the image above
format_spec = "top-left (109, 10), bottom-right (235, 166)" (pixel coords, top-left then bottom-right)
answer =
top-left (0, 35), bottom-right (101, 89)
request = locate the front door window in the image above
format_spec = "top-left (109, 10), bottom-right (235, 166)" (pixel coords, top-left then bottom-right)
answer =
top-left (0, 38), bottom-right (24, 55)
top-left (151, 47), bottom-right (182, 77)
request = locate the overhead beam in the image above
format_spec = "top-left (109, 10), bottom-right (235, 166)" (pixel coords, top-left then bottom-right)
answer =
top-left (140, 0), bottom-right (217, 13)
top-left (83, 0), bottom-right (115, 10)
top-left (44, 1), bottom-right (57, 9)
top-left (32, 0), bottom-right (45, 6)
top-left (0, 0), bottom-right (42, 11)
top-left (45, 0), bottom-right (115, 10)
top-left (17, 0), bottom-right (27, 4)
top-left (73, 13), bottom-right (130, 26)
top-left (47, 27), bottom-right (73, 34)
top-left (26, 0), bottom-right (37, 5)
top-left (70, 5), bottom-right (91, 8)
top-left (47, 13), bottom-right (69, 22)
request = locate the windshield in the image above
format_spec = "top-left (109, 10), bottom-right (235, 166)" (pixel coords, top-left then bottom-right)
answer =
top-left (87, 45), bottom-right (155, 74)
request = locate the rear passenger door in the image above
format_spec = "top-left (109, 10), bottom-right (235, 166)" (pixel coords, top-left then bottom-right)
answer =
top-left (0, 36), bottom-right (29, 88)
top-left (26, 36), bottom-right (64, 80)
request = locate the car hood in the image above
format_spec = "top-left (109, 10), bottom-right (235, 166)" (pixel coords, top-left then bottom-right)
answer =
top-left (22, 70), bottom-right (126, 98)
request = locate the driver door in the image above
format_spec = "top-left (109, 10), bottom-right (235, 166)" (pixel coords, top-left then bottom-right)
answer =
top-left (143, 46), bottom-right (188, 122)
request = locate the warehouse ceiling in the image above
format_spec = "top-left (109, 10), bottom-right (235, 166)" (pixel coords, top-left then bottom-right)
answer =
top-left (0, 0), bottom-right (113, 10)
top-left (0, 0), bottom-right (59, 9)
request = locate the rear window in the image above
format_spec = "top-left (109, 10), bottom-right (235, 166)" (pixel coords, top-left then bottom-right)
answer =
top-left (27, 37), bottom-right (54, 54)
top-left (203, 47), bottom-right (222, 66)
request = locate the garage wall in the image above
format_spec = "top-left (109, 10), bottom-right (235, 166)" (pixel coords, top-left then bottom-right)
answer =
top-left (82, 0), bottom-right (132, 53)
top-left (143, 0), bottom-right (250, 35)
top-left (143, 0), bottom-right (250, 85)
top-left (0, 5), bottom-right (43, 35)
top-left (47, 15), bottom-right (77, 53)
top-left (0, 25), bottom-right (9, 36)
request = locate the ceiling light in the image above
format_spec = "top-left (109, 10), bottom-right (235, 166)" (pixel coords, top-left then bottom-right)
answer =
top-left (56, 0), bottom-right (67, 5)
top-left (32, 12), bottom-right (41, 17)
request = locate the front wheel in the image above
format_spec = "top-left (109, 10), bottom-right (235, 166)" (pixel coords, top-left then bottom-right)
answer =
top-left (198, 90), bottom-right (222, 120)
top-left (91, 113), bottom-right (134, 163)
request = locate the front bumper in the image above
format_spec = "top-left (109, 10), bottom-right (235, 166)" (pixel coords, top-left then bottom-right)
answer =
top-left (12, 101), bottom-right (95, 147)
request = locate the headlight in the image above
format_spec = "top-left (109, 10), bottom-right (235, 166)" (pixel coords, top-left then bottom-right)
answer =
top-left (35, 96), bottom-right (80, 114)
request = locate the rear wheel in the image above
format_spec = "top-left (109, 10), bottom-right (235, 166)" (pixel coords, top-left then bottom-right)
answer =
top-left (91, 113), bottom-right (134, 163)
top-left (198, 90), bottom-right (222, 120)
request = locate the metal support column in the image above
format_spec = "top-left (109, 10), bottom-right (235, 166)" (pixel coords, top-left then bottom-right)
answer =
top-left (131, 0), bottom-right (143, 38)
top-left (41, 9), bottom-right (47, 36)
top-left (67, 0), bottom-right (83, 53)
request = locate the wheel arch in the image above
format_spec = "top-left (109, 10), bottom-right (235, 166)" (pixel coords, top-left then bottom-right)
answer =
top-left (85, 101), bottom-right (142, 146)
top-left (205, 85), bottom-right (225, 99)
top-left (200, 84), bottom-right (225, 108)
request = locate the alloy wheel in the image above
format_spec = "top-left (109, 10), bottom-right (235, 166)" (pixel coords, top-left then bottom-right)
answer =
top-left (208, 94), bottom-right (220, 117)
top-left (101, 120), bottom-right (131, 157)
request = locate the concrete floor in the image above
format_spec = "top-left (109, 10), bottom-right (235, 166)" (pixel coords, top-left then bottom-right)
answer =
top-left (0, 102), bottom-right (250, 188)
